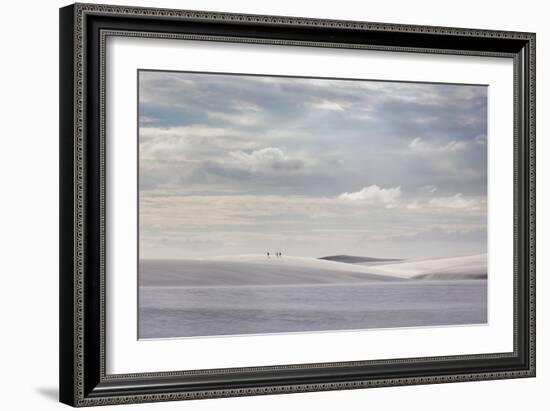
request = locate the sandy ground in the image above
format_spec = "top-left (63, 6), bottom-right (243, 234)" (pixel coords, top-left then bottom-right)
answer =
top-left (140, 258), bottom-right (400, 287)
top-left (139, 254), bottom-right (487, 286)
top-left (355, 254), bottom-right (487, 280)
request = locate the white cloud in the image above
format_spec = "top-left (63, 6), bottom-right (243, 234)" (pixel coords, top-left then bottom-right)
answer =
top-left (428, 193), bottom-right (480, 210)
top-left (140, 125), bottom-right (231, 141)
top-left (412, 116), bottom-right (439, 124)
top-left (139, 126), bottom-right (267, 163)
top-left (207, 111), bottom-right (260, 126)
top-left (228, 147), bottom-right (304, 173)
top-left (139, 116), bottom-right (159, 124)
top-left (409, 137), bottom-right (467, 153)
top-left (421, 185), bottom-right (438, 193)
top-left (407, 200), bottom-right (420, 210)
top-left (339, 185), bottom-right (401, 205)
top-left (475, 134), bottom-right (487, 145)
top-left (307, 99), bottom-right (345, 111)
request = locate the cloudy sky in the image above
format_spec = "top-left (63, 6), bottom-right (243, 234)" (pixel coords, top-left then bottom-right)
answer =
top-left (138, 70), bottom-right (487, 259)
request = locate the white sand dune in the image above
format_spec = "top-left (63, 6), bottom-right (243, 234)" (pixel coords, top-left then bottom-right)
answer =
top-left (212, 254), bottom-right (486, 278)
top-left (140, 256), bottom-right (401, 287)
top-left (211, 253), bottom-right (487, 280)
top-left (140, 254), bottom-right (487, 287)
top-left (209, 254), bottom-right (395, 275)
top-left (355, 254), bottom-right (487, 280)
top-left (319, 255), bottom-right (402, 264)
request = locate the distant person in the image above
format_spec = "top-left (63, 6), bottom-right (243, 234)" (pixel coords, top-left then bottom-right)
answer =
top-left (267, 252), bottom-right (270, 259)
top-left (279, 252), bottom-right (283, 258)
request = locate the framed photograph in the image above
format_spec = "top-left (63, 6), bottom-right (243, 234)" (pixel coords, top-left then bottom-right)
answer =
top-left (59, 3), bottom-right (535, 406)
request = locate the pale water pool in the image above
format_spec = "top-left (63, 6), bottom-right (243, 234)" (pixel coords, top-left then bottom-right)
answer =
top-left (138, 280), bottom-right (487, 339)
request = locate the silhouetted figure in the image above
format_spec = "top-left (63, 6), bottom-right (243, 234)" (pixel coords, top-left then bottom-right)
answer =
top-left (267, 252), bottom-right (270, 259)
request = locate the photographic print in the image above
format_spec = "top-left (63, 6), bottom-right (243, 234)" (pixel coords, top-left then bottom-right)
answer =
top-left (138, 70), bottom-right (488, 339)
top-left (60, 6), bottom-right (535, 404)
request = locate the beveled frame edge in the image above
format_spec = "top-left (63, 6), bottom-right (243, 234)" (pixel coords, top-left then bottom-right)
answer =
top-left (59, 2), bottom-right (536, 407)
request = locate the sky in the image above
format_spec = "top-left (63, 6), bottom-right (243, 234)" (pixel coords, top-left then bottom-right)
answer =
top-left (138, 70), bottom-right (487, 259)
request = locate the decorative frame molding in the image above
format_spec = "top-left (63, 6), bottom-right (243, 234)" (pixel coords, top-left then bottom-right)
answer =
top-left (60, 3), bottom-right (535, 407)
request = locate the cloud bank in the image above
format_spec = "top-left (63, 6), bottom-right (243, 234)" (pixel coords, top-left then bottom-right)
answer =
top-left (339, 185), bottom-right (401, 205)
top-left (138, 71), bottom-right (487, 259)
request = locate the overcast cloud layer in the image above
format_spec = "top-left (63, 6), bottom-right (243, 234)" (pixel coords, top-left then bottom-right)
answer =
top-left (139, 71), bottom-right (487, 259)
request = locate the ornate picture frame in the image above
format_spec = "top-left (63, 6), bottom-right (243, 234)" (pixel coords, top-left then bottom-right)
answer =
top-left (59, 3), bottom-right (535, 406)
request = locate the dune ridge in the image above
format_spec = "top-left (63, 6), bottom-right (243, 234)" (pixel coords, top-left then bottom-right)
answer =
top-left (140, 257), bottom-right (401, 287)
top-left (318, 255), bottom-right (402, 264)
top-left (140, 253), bottom-right (486, 287)
top-left (356, 254), bottom-right (487, 280)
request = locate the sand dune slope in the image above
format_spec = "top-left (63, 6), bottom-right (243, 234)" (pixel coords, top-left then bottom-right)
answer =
top-left (140, 256), bottom-right (401, 287)
top-left (358, 254), bottom-right (487, 280)
top-left (140, 254), bottom-right (487, 287)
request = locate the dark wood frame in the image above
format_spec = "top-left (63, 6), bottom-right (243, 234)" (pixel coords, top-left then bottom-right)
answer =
top-left (60, 3), bottom-right (536, 407)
